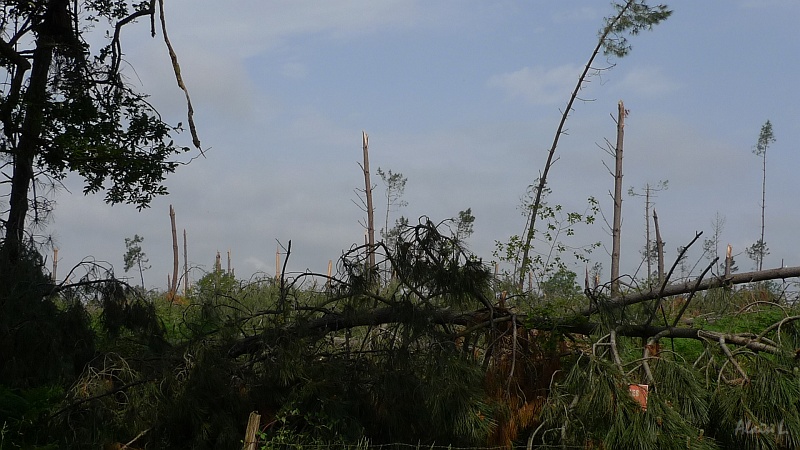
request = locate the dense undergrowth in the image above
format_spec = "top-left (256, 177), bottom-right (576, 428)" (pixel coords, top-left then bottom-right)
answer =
top-left (1, 228), bottom-right (800, 449)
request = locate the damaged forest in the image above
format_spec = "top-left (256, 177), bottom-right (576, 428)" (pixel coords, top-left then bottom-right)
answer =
top-left (2, 1), bottom-right (800, 449)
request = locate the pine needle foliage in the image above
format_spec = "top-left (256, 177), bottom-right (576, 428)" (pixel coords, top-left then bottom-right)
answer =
top-left (153, 348), bottom-right (252, 449)
top-left (243, 219), bottom-right (497, 446)
top-left (649, 357), bottom-right (710, 426)
top-left (0, 245), bottom-right (95, 388)
top-left (535, 355), bottom-right (718, 449)
top-left (97, 280), bottom-right (164, 343)
top-left (602, 1), bottom-right (673, 57)
top-left (709, 356), bottom-right (800, 449)
top-left (379, 217), bottom-right (492, 309)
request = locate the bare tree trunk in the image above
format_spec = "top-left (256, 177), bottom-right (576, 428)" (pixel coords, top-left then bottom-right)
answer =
top-left (586, 265), bottom-right (800, 315)
top-left (362, 131), bottom-right (376, 271)
top-left (183, 229), bottom-right (188, 297)
top-left (610, 101), bottom-right (626, 299)
top-left (52, 248), bottom-right (58, 283)
top-left (759, 148), bottom-right (766, 271)
top-left (229, 261), bottom-right (800, 360)
top-left (169, 205), bottom-right (179, 297)
top-left (653, 208), bottom-right (665, 285)
top-left (242, 412), bottom-right (261, 450)
top-left (138, 258), bottom-right (146, 289)
top-left (725, 244), bottom-right (732, 278)
top-left (645, 184), bottom-right (652, 281)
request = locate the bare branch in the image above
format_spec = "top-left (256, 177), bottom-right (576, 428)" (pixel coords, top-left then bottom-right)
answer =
top-left (717, 336), bottom-right (749, 384)
top-left (157, 0), bottom-right (202, 151)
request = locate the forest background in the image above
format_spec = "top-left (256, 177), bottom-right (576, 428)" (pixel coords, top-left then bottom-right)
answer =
top-left (47, 0), bottom-right (799, 287)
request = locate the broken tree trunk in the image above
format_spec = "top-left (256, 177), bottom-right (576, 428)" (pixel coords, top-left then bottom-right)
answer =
top-left (362, 131), bottom-right (376, 271)
top-left (242, 411), bottom-right (261, 450)
top-left (725, 244), bottom-right (733, 278)
top-left (169, 205), bottom-right (179, 298)
top-left (183, 229), bottom-right (188, 297)
top-left (610, 101), bottom-right (625, 299)
top-left (653, 208), bottom-right (665, 284)
top-left (52, 248), bottom-right (58, 283)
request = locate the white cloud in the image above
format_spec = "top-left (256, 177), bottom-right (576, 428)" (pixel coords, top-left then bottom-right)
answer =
top-left (163, 0), bottom-right (424, 58)
top-left (121, 42), bottom-right (269, 125)
top-left (487, 65), bottom-right (582, 105)
top-left (615, 66), bottom-right (680, 98)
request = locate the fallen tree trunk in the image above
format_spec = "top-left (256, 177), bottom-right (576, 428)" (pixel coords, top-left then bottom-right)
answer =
top-left (227, 305), bottom-right (477, 358)
top-left (227, 265), bottom-right (800, 359)
top-left (227, 306), bottom-right (791, 359)
top-left (582, 265), bottom-right (800, 316)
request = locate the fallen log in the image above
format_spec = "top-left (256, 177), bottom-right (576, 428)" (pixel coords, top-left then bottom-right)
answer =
top-left (227, 265), bottom-right (800, 359)
top-left (582, 265), bottom-right (800, 316)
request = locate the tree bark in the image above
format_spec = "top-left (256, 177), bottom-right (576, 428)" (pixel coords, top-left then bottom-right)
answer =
top-left (183, 229), bottom-right (188, 297)
top-left (759, 146), bottom-right (766, 271)
top-left (3, 1), bottom-right (66, 264)
top-left (362, 131), bottom-right (376, 270)
top-left (610, 101), bottom-right (625, 299)
top-left (242, 412), bottom-right (261, 450)
top-left (226, 255), bottom-right (800, 360)
top-left (725, 244), bottom-right (732, 278)
top-left (645, 184), bottom-right (652, 281)
top-left (653, 208), bottom-right (665, 284)
top-left (169, 205), bottom-right (179, 297)
top-left (228, 299), bottom-right (791, 359)
top-left (52, 248), bottom-right (59, 282)
top-left (583, 265), bottom-right (800, 316)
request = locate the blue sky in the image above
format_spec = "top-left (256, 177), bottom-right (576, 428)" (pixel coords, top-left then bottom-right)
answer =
top-left (49, 1), bottom-right (799, 290)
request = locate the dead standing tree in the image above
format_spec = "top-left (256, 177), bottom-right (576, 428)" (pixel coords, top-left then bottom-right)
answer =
top-left (354, 131), bottom-right (377, 274)
top-left (629, 180), bottom-right (669, 283)
top-left (610, 101), bottom-right (626, 299)
top-left (169, 204), bottom-right (179, 298)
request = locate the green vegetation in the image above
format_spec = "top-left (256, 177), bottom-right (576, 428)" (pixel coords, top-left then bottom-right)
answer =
top-left (123, 234), bottom-right (151, 289)
top-left (2, 224), bottom-right (800, 449)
